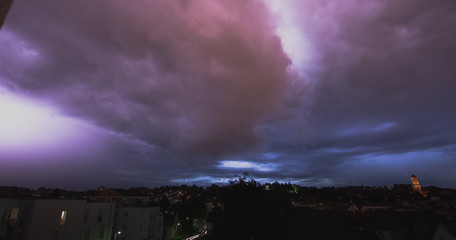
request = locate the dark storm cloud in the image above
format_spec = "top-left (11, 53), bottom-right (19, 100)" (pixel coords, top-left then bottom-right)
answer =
top-left (254, 0), bottom-right (456, 186)
top-left (1, 0), bottom-right (456, 188)
top-left (1, 0), bottom-right (290, 160)
top-left (304, 0), bottom-right (456, 151)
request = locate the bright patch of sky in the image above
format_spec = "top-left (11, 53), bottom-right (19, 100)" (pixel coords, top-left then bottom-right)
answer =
top-left (218, 160), bottom-right (280, 172)
top-left (0, 89), bottom-right (80, 150)
top-left (170, 176), bottom-right (313, 185)
top-left (264, 0), bottom-right (313, 75)
top-left (170, 176), bottom-right (237, 184)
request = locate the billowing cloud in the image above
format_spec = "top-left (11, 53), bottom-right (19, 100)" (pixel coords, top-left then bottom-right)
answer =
top-left (258, 0), bottom-right (456, 186)
top-left (1, 0), bottom-right (456, 189)
top-left (1, 0), bottom-right (290, 159)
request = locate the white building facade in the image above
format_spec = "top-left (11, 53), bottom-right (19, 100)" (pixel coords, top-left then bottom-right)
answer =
top-left (114, 207), bottom-right (163, 240)
top-left (0, 199), bottom-right (163, 240)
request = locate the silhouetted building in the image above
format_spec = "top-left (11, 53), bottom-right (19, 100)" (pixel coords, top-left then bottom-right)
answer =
top-left (96, 189), bottom-right (150, 206)
top-left (374, 212), bottom-right (456, 240)
top-left (0, 0), bottom-right (14, 29)
top-left (95, 189), bottom-right (123, 206)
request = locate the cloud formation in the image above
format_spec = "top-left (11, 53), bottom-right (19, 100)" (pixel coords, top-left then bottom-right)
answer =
top-left (1, 0), bottom-right (456, 188)
top-left (259, 0), bottom-right (456, 186)
top-left (1, 0), bottom-right (290, 158)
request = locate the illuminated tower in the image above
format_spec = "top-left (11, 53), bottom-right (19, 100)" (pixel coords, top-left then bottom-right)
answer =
top-left (411, 174), bottom-right (423, 193)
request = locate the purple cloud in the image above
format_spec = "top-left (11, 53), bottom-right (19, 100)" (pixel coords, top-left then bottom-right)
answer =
top-left (1, 0), bottom-right (456, 188)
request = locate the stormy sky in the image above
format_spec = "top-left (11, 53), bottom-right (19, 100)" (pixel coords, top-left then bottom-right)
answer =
top-left (1, 0), bottom-right (455, 189)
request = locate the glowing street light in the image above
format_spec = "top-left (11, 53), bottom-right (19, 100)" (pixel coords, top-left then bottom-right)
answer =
top-left (114, 231), bottom-right (122, 240)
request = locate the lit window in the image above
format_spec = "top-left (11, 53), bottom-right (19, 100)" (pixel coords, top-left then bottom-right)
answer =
top-left (8, 208), bottom-right (19, 227)
top-left (59, 211), bottom-right (67, 226)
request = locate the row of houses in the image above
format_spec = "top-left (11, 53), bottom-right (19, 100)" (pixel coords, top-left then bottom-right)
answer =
top-left (0, 198), bottom-right (163, 240)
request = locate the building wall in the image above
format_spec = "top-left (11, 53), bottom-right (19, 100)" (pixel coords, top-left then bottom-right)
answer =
top-left (26, 200), bottom-right (86, 240)
top-left (114, 207), bottom-right (163, 240)
top-left (95, 196), bottom-right (122, 206)
top-left (82, 202), bottom-right (115, 240)
top-left (95, 190), bottom-right (123, 206)
top-left (25, 200), bottom-right (115, 240)
top-left (122, 196), bottom-right (150, 206)
top-left (0, 199), bottom-right (34, 240)
top-left (1, 199), bottom-right (162, 240)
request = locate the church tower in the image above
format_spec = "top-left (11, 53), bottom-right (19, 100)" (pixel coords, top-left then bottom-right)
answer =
top-left (411, 174), bottom-right (425, 196)
top-left (411, 174), bottom-right (421, 192)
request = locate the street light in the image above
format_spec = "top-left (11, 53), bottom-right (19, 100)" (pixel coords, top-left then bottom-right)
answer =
top-left (114, 231), bottom-right (122, 240)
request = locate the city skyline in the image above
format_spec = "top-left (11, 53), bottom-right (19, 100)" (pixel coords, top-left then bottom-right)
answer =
top-left (1, 0), bottom-right (456, 189)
